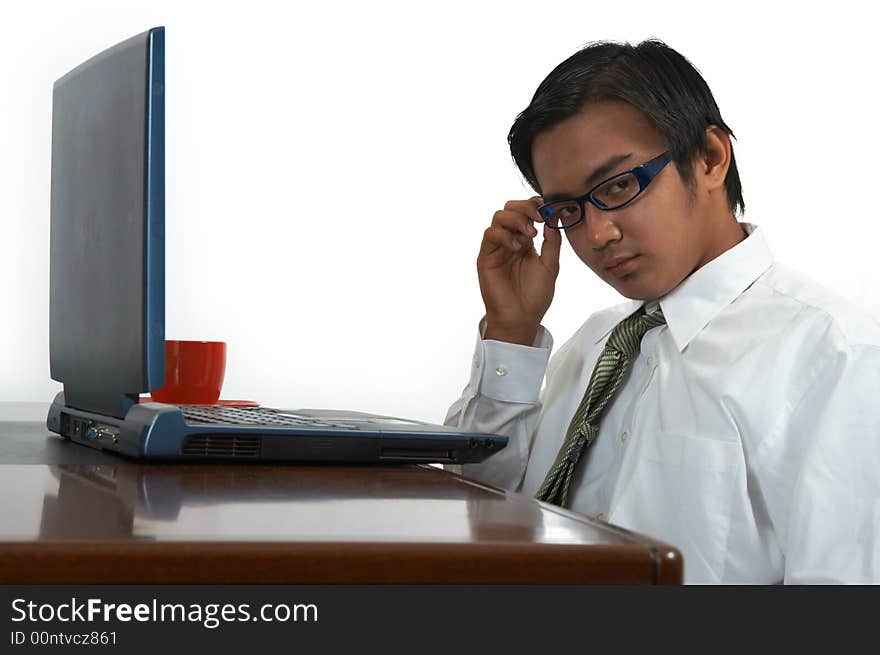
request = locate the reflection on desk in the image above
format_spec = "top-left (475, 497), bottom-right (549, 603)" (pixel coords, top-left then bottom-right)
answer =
top-left (34, 463), bottom-right (558, 543)
top-left (0, 415), bottom-right (682, 584)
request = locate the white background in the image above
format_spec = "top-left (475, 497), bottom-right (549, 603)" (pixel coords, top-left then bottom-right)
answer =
top-left (2, 0), bottom-right (878, 422)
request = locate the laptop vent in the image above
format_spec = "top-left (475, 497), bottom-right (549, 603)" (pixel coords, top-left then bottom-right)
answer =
top-left (182, 434), bottom-right (261, 458)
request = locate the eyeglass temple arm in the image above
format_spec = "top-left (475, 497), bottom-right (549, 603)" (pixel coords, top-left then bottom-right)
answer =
top-left (633, 152), bottom-right (670, 187)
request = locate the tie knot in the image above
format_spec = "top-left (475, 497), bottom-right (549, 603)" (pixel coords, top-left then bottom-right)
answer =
top-left (605, 306), bottom-right (666, 358)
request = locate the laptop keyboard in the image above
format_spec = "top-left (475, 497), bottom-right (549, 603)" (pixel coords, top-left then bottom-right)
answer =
top-left (179, 405), bottom-right (358, 429)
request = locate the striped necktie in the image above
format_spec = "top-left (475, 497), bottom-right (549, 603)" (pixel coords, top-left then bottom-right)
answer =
top-left (535, 306), bottom-right (667, 508)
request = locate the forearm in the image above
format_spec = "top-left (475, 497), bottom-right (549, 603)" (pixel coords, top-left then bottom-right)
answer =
top-left (444, 390), bottom-right (543, 491)
top-left (443, 319), bottom-right (553, 491)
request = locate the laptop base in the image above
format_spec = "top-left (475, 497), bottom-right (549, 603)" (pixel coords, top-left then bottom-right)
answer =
top-left (46, 392), bottom-right (505, 464)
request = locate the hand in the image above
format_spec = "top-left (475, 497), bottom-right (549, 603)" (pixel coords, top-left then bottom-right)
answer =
top-left (477, 196), bottom-right (562, 345)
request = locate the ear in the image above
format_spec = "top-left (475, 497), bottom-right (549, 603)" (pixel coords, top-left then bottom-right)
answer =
top-left (698, 125), bottom-right (732, 193)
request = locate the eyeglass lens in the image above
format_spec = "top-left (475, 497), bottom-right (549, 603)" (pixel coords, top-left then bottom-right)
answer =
top-left (540, 172), bottom-right (641, 227)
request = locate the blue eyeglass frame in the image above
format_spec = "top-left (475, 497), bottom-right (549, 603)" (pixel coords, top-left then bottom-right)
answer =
top-left (537, 151), bottom-right (672, 230)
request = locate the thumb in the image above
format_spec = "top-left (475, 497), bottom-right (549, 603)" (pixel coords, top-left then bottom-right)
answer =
top-left (539, 223), bottom-right (562, 273)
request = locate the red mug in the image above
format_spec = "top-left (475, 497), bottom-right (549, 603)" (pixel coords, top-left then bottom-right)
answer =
top-left (150, 340), bottom-right (227, 405)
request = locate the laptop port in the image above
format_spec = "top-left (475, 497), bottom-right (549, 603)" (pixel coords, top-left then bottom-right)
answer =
top-left (61, 414), bottom-right (119, 444)
top-left (380, 448), bottom-right (454, 462)
top-left (61, 414), bottom-right (87, 439)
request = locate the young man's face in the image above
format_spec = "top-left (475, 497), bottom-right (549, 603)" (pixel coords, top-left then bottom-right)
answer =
top-left (531, 100), bottom-right (718, 301)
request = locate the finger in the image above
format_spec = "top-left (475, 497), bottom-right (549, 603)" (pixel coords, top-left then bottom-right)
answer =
top-left (539, 222), bottom-right (562, 272)
top-left (492, 209), bottom-right (539, 239)
top-left (479, 225), bottom-right (523, 258)
top-left (505, 233), bottom-right (536, 259)
top-left (503, 198), bottom-right (544, 223)
top-left (515, 231), bottom-right (538, 252)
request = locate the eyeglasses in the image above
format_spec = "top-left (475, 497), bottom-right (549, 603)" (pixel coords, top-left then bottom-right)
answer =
top-left (537, 152), bottom-right (671, 230)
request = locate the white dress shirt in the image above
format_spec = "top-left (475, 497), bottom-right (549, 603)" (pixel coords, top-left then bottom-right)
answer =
top-left (445, 223), bottom-right (880, 584)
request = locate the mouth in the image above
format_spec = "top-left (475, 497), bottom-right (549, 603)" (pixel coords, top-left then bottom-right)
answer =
top-left (604, 255), bottom-right (640, 278)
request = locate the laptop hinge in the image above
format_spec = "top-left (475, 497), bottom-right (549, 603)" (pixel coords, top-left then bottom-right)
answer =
top-left (61, 384), bottom-right (139, 420)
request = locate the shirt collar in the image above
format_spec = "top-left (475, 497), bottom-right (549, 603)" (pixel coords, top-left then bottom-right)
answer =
top-left (593, 223), bottom-right (773, 351)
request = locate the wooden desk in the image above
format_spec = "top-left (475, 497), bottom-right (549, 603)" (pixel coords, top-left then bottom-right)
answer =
top-left (0, 405), bottom-right (682, 584)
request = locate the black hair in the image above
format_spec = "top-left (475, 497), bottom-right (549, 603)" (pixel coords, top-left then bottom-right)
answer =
top-left (508, 39), bottom-right (744, 216)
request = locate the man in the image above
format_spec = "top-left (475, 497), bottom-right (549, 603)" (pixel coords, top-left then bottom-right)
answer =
top-left (445, 39), bottom-right (880, 584)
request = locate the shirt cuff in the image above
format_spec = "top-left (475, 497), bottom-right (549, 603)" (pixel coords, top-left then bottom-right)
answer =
top-left (466, 317), bottom-right (553, 403)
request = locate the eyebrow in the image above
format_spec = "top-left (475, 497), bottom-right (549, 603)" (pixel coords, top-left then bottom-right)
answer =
top-left (541, 153), bottom-right (634, 203)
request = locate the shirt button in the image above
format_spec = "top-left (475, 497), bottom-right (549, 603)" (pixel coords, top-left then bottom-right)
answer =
top-left (646, 356), bottom-right (655, 367)
top-left (621, 431), bottom-right (629, 444)
top-left (495, 365), bottom-right (508, 376)
top-left (594, 513), bottom-right (606, 522)
top-left (473, 355), bottom-right (481, 368)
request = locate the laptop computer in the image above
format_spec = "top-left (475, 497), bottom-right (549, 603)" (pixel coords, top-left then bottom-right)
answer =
top-left (45, 26), bottom-right (507, 464)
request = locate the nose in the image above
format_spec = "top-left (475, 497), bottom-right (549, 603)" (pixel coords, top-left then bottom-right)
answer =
top-left (585, 205), bottom-right (622, 251)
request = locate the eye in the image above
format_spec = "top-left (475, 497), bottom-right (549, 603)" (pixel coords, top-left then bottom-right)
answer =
top-left (609, 178), bottom-right (631, 194)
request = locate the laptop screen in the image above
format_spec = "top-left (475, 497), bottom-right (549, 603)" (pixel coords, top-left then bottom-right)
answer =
top-left (49, 27), bottom-right (165, 419)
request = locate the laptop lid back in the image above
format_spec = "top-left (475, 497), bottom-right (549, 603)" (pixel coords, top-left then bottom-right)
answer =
top-left (49, 27), bottom-right (165, 419)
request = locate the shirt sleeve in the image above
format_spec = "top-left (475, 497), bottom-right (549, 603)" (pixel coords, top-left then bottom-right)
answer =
top-left (443, 317), bottom-right (553, 492)
top-left (758, 342), bottom-right (880, 583)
